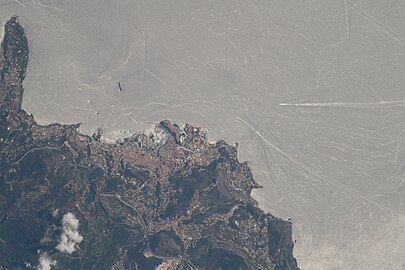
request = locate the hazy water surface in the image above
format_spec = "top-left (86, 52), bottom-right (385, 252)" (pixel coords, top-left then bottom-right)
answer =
top-left (1, 1), bottom-right (405, 269)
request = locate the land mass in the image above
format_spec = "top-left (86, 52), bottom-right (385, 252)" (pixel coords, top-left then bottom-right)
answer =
top-left (0, 16), bottom-right (299, 270)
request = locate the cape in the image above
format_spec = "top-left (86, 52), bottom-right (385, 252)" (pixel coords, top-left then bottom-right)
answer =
top-left (0, 16), bottom-right (299, 270)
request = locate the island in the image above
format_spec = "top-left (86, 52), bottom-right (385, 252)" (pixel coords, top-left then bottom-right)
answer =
top-left (0, 16), bottom-right (299, 270)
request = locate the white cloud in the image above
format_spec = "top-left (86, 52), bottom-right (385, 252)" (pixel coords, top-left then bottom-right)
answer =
top-left (56, 212), bottom-right (83, 254)
top-left (52, 209), bottom-right (59, 217)
top-left (36, 253), bottom-right (56, 270)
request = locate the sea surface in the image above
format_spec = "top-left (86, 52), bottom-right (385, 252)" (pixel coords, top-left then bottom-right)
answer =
top-left (1, 1), bottom-right (405, 269)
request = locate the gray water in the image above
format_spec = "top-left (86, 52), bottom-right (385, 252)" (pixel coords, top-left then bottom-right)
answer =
top-left (1, 1), bottom-right (405, 269)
